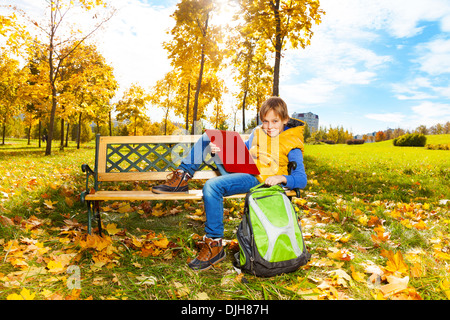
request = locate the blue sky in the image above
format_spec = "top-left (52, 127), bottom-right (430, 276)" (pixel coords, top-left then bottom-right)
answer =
top-left (4, 0), bottom-right (450, 135)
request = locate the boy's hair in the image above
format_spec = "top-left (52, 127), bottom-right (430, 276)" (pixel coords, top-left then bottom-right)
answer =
top-left (259, 96), bottom-right (289, 121)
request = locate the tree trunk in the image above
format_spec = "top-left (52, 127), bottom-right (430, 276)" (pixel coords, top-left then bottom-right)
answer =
top-left (242, 90), bottom-right (248, 133)
top-left (272, 0), bottom-right (282, 97)
top-left (1, 123), bottom-right (5, 145)
top-left (27, 124), bottom-right (31, 145)
top-left (60, 118), bottom-right (64, 150)
top-left (185, 82), bottom-right (190, 133)
top-left (65, 122), bottom-right (69, 147)
top-left (38, 120), bottom-right (41, 148)
top-left (46, 8), bottom-right (56, 156)
top-left (192, 47), bottom-right (205, 135)
top-left (46, 85), bottom-right (57, 156)
top-left (109, 111), bottom-right (112, 136)
top-left (77, 112), bottom-right (82, 149)
top-left (191, 13), bottom-right (209, 135)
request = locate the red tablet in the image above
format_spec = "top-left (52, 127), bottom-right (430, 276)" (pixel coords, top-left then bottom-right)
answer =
top-left (205, 129), bottom-right (260, 175)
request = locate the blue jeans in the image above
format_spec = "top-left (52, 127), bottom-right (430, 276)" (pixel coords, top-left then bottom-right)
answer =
top-left (179, 133), bottom-right (260, 238)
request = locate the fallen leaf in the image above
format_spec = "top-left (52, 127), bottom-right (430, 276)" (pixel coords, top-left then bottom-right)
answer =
top-left (380, 275), bottom-right (409, 297)
top-left (136, 274), bottom-right (158, 286)
top-left (327, 248), bottom-right (354, 261)
top-left (440, 279), bottom-right (450, 299)
top-left (7, 288), bottom-right (36, 300)
top-left (350, 265), bottom-right (366, 283)
top-left (43, 199), bottom-right (57, 210)
top-left (47, 260), bottom-right (64, 273)
top-left (173, 281), bottom-right (190, 298)
top-left (195, 292), bottom-right (210, 300)
top-left (383, 250), bottom-right (409, 276)
top-left (328, 269), bottom-right (353, 287)
top-left (64, 197), bottom-right (74, 207)
top-left (153, 237), bottom-right (169, 249)
top-left (118, 204), bottom-right (132, 213)
top-left (105, 223), bottom-right (121, 236)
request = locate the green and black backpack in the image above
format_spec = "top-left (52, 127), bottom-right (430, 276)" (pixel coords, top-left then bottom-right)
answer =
top-left (235, 184), bottom-right (310, 277)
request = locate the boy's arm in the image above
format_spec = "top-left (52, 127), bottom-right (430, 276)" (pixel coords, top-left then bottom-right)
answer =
top-left (244, 128), bottom-right (255, 150)
top-left (282, 149), bottom-right (307, 190)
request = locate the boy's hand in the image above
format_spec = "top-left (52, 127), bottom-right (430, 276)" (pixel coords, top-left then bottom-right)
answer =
top-left (264, 175), bottom-right (287, 186)
top-left (209, 142), bottom-right (221, 154)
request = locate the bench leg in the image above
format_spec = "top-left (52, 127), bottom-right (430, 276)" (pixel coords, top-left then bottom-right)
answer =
top-left (86, 201), bottom-right (103, 236)
top-left (86, 201), bottom-right (93, 235)
top-left (93, 201), bottom-right (103, 236)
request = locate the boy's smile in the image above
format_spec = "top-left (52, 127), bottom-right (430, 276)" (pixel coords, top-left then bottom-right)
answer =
top-left (261, 109), bottom-right (289, 137)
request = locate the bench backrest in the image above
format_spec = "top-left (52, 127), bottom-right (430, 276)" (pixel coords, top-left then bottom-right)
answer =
top-left (94, 134), bottom-right (249, 182)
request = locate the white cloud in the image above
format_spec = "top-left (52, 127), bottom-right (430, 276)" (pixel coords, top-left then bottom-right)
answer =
top-left (391, 78), bottom-right (438, 100)
top-left (411, 101), bottom-right (450, 118)
top-left (365, 113), bottom-right (406, 123)
top-left (434, 86), bottom-right (450, 99)
top-left (93, 0), bottom-right (175, 96)
top-left (281, 78), bottom-right (338, 107)
top-left (365, 102), bottom-right (450, 130)
top-left (323, 67), bottom-right (377, 85)
top-left (414, 38), bottom-right (450, 75)
top-left (407, 101), bottom-right (450, 128)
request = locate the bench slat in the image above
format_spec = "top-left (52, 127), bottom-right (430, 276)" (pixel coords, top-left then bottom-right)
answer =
top-left (84, 189), bottom-right (298, 201)
top-left (97, 170), bottom-right (219, 182)
top-left (100, 135), bottom-right (204, 144)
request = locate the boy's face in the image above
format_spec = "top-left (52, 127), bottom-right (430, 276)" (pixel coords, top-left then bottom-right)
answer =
top-left (261, 109), bottom-right (288, 137)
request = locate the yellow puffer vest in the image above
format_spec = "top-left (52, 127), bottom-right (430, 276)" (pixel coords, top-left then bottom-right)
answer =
top-left (249, 118), bottom-right (305, 183)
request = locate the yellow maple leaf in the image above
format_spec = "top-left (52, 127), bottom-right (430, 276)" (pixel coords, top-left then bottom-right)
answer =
top-left (118, 204), bottom-right (132, 213)
top-left (47, 260), bottom-right (64, 273)
top-left (413, 220), bottom-right (427, 230)
top-left (401, 219), bottom-right (412, 229)
top-left (327, 248), bottom-right (354, 261)
top-left (193, 208), bottom-right (204, 216)
top-left (43, 199), bottom-right (57, 210)
top-left (350, 265), bottom-right (366, 283)
top-left (153, 237), bottom-right (169, 249)
top-left (384, 250), bottom-right (409, 275)
top-left (151, 208), bottom-right (165, 217)
top-left (7, 288), bottom-right (36, 300)
top-left (440, 279), bottom-right (450, 299)
top-left (106, 223), bottom-right (121, 235)
top-left (434, 250), bottom-right (450, 261)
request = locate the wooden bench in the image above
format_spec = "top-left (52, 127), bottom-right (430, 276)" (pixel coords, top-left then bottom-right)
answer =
top-left (80, 134), bottom-right (301, 234)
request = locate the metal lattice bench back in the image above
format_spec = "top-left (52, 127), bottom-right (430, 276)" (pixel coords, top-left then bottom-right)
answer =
top-left (95, 134), bottom-right (218, 183)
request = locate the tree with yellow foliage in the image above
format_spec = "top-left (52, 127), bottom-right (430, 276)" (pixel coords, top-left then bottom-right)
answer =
top-left (0, 52), bottom-right (27, 145)
top-left (58, 43), bottom-right (117, 147)
top-left (228, 21), bottom-right (272, 132)
top-left (115, 84), bottom-right (150, 136)
top-left (237, 0), bottom-right (324, 96)
top-left (5, 0), bottom-right (115, 155)
top-left (165, 0), bottom-right (224, 134)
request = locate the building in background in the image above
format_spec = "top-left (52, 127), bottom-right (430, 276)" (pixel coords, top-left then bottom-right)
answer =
top-left (292, 112), bottom-right (319, 132)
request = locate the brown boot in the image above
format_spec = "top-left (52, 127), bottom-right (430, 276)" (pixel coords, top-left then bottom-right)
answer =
top-left (152, 169), bottom-right (191, 194)
top-left (188, 237), bottom-right (226, 271)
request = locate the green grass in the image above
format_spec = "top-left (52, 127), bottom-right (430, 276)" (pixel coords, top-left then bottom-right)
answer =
top-left (304, 135), bottom-right (450, 203)
top-left (0, 136), bottom-right (449, 301)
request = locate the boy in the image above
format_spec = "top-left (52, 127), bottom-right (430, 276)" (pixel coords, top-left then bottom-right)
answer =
top-left (152, 96), bottom-right (307, 271)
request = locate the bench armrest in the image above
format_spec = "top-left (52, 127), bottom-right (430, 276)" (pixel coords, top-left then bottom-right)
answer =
top-left (80, 164), bottom-right (96, 203)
